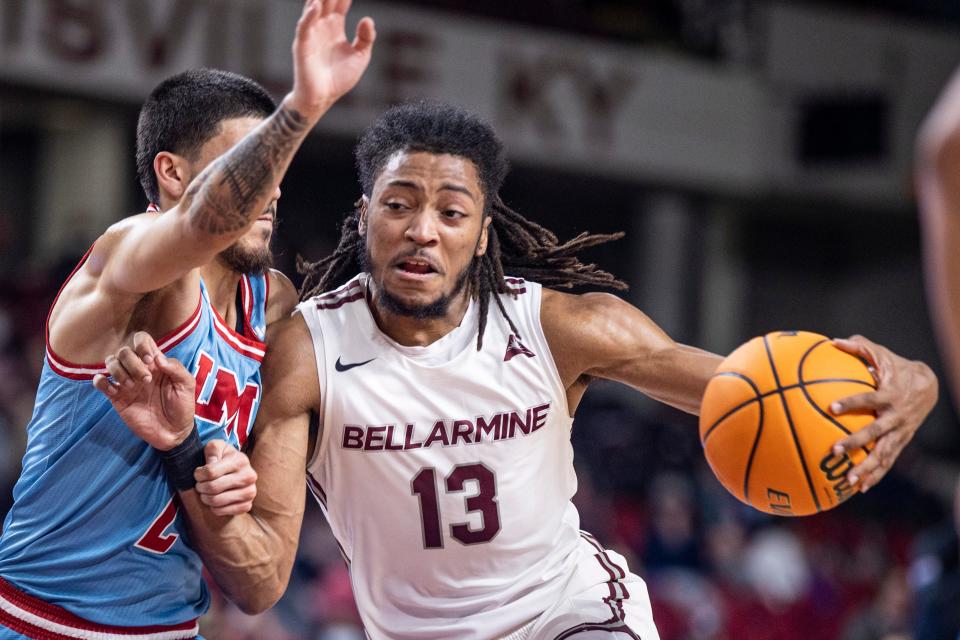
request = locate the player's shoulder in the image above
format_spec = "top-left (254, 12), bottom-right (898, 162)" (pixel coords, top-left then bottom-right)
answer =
top-left (541, 288), bottom-right (622, 321)
top-left (265, 268), bottom-right (298, 324)
top-left (540, 289), bottom-right (640, 356)
top-left (85, 213), bottom-right (157, 272)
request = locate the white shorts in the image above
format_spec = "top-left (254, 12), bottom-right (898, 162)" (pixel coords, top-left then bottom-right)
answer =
top-left (519, 532), bottom-right (660, 640)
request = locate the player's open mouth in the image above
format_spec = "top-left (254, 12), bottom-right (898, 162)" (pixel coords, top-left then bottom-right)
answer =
top-left (394, 257), bottom-right (439, 277)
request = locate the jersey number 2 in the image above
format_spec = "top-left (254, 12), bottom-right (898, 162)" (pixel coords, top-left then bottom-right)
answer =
top-left (411, 463), bottom-right (500, 549)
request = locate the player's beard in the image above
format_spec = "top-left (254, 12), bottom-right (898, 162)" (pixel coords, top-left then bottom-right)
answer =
top-left (219, 209), bottom-right (276, 275)
top-left (219, 242), bottom-right (274, 276)
top-left (361, 245), bottom-right (475, 320)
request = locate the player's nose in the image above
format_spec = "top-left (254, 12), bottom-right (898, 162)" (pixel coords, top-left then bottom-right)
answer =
top-left (404, 210), bottom-right (439, 245)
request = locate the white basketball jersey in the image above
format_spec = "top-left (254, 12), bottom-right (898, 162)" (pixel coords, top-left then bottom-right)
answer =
top-left (299, 273), bottom-right (582, 639)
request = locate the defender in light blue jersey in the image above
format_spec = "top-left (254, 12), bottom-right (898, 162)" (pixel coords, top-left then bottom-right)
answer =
top-left (0, 66), bottom-right (299, 634)
top-left (0, 269), bottom-right (274, 635)
top-left (0, 0), bottom-right (380, 632)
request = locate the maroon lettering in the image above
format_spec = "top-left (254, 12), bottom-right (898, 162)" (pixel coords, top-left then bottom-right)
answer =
top-left (412, 468), bottom-right (443, 549)
top-left (423, 420), bottom-right (450, 448)
top-left (342, 425), bottom-right (364, 449)
top-left (447, 463), bottom-right (501, 545)
top-left (495, 412), bottom-right (509, 440)
top-left (508, 409), bottom-right (532, 437)
top-left (44, 0), bottom-right (106, 62)
top-left (341, 401), bottom-right (552, 453)
top-left (450, 420), bottom-right (474, 446)
top-left (402, 423), bottom-right (423, 450)
top-left (364, 425), bottom-right (386, 451)
top-left (412, 464), bottom-right (501, 549)
top-left (384, 424), bottom-right (405, 451)
top-left (476, 414), bottom-right (500, 442)
top-left (530, 402), bottom-right (550, 432)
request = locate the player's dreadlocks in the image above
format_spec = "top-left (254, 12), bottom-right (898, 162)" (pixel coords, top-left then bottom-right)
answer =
top-left (298, 102), bottom-right (627, 349)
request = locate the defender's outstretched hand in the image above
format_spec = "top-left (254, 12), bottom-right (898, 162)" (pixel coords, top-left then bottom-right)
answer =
top-left (830, 335), bottom-right (938, 492)
top-left (286, 0), bottom-right (376, 119)
top-left (92, 332), bottom-right (196, 452)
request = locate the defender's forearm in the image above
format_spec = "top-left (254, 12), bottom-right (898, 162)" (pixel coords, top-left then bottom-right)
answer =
top-left (179, 485), bottom-right (305, 615)
top-left (182, 99), bottom-right (310, 238)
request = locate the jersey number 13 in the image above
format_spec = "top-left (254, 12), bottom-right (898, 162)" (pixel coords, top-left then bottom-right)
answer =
top-left (411, 463), bottom-right (500, 549)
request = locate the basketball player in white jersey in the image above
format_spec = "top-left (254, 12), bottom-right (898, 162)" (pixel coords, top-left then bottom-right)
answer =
top-left (100, 102), bottom-right (937, 638)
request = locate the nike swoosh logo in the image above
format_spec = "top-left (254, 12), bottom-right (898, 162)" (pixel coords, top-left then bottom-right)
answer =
top-left (335, 356), bottom-right (376, 372)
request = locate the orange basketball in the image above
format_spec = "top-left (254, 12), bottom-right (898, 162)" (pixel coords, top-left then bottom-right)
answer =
top-left (699, 331), bottom-right (877, 516)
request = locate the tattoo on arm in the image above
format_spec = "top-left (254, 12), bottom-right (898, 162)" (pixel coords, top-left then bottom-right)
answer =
top-left (187, 106), bottom-right (308, 235)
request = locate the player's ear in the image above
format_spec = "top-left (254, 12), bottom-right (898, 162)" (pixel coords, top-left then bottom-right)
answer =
top-left (357, 195), bottom-right (370, 236)
top-left (154, 152), bottom-right (190, 202)
top-left (475, 215), bottom-right (492, 257)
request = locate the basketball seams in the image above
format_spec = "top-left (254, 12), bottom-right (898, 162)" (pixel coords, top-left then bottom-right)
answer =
top-left (701, 378), bottom-right (874, 444)
top-left (797, 341), bottom-right (874, 457)
top-left (762, 335), bottom-right (822, 514)
top-left (701, 372), bottom-right (762, 442)
top-left (741, 390), bottom-right (765, 508)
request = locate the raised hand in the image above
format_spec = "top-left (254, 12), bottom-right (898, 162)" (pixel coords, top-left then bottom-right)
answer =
top-left (830, 335), bottom-right (938, 492)
top-left (286, 0), bottom-right (376, 119)
top-left (194, 440), bottom-right (258, 516)
top-left (92, 332), bottom-right (196, 451)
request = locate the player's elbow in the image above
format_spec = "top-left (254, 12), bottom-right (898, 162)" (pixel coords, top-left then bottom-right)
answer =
top-left (232, 580), bottom-right (286, 615)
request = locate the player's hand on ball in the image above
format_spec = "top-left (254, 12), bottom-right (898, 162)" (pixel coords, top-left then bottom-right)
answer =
top-left (194, 440), bottom-right (258, 516)
top-left (830, 335), bottom-right (938, 492)
top-left (286, 0), bottom-right (376, 120)
top-left (92, 331), bottom-right (196, 451)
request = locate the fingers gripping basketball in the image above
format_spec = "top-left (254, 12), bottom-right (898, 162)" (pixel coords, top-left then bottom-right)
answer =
top-left (699, 331), bottom-right (877, 516)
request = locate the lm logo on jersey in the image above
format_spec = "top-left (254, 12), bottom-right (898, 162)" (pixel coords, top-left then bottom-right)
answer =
top-left (193, 350), bottom-right (260, 448)
top-left (134, 351), bottom-right (261, 555)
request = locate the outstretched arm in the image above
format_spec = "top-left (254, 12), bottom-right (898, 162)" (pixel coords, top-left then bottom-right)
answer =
top-left (542, 290), bottom-right (720, 415)
top-left (95, 316), bottom-right (319, 614)
top-left (99, 0), bottom-right (376, 295)
top-left (542, 289), bottom-right (935, 491)
top-left (918, 66), bottom-right (960, 405)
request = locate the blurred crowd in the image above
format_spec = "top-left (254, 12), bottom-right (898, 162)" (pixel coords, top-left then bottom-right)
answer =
top-left (0, 249), bottom-right (957, 640)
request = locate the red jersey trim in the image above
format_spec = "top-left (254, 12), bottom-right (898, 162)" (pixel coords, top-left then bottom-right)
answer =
top-left (240, 274), bottom-right (263, 341)
top-left (44, 242), bottom-right (204, 381)
top-left (0, 577), bottom-right (198, 639)
top-left (241, 275), bottom-right (253, 319)
top-left (47, 299), bottom-right (203, 381)
top-left (208, 302), bottom-right (265, 362)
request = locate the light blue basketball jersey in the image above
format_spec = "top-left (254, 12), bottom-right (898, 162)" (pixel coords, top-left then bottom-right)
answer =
top-left (0, 258), bottom-right (268, 630)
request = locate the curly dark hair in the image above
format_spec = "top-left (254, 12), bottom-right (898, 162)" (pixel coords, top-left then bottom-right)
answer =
top-left (299, 102), bottom-right (626, 349)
